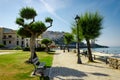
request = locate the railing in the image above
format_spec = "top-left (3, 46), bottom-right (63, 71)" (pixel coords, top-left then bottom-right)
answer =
top-left (92, 54), bottom-right (109, 64)
top-left (2, 37), bottom-right (15, 40)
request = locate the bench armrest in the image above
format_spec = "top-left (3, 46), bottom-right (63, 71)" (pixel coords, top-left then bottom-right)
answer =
top-left (38, 62), bottom-right (46, 68)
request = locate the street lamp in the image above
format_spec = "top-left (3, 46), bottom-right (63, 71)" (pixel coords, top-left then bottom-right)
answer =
top-left (75, 15), bottom-right (82, 64)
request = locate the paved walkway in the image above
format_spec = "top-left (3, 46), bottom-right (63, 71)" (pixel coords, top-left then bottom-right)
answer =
top-left (49, 50), bottom-right (120, 80)
top-left (0, 52), bottom-right (13, 55)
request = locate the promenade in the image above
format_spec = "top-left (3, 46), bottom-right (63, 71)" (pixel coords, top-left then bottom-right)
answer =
top-left (49, 50), bottom-right (120, 80)
top-left (0, 52), bottom-right (14, 55)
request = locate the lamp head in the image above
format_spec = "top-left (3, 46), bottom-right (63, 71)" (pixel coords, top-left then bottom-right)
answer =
top-left (75, 15), bottom-right (80, 22)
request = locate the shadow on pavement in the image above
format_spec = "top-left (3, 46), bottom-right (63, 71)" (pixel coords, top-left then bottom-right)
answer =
top-left (82, 63), bottom-right (106, 68)
top-left (91, 72), bottom-right (109, 76)
top-left (49, 67), bottom-right (87, 80)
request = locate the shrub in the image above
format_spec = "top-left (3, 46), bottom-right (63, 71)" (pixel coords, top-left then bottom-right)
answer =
top-left (14, 46), bottom-right (22, 50)
top-left (0, 44), bottom-right (4, 48)
top-left (35, 46), bottom-right (46, 51)
top-left (22, 47), bottom-right (46, 51)
top-left (23, 47), bottom-right (30, 51)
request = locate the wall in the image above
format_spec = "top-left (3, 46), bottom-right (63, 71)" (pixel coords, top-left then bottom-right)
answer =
top-left (108, 57), bottom-right (120, 70)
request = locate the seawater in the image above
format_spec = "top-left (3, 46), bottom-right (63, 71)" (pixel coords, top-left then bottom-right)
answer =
top-left (92, 47), bottom-right (120, 55)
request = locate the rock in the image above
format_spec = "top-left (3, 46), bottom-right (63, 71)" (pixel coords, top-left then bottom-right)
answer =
top-left (108, 57), bottom-right (120, 70)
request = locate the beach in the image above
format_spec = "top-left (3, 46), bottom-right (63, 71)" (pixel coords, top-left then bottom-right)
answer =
top-left (49, 50), bottom-right (120, 80)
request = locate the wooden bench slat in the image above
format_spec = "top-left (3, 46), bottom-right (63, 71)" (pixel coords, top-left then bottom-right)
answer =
top-left (33, 60), bottom-right (39, 65)
top-left (32, 57), bottom-right (38, 62)
top-left (32, 56), bottom-right (46, 76)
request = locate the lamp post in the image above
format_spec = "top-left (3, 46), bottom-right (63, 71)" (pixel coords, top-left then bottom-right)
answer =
top-left (75, 15), bottom-right (82, 64)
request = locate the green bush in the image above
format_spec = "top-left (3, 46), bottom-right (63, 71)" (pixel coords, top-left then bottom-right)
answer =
top-left (14, 46), bottom-right (22, 50)
top-left (0, 44), bottom-right (4, 48)
top-left (22, 47), bottom-right (46, 51)
top-left (35, 46), bottom-right (46, 51)
top-left (22, 47), bottom-right (30, 51)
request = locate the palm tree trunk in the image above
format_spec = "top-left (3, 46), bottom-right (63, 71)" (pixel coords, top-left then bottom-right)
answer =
top-left (63, 45), bottom-right (66, 52)
top-left (86, 39), bottom-right (94, 62)
top-left (67, 45), bottom-right (69, 52)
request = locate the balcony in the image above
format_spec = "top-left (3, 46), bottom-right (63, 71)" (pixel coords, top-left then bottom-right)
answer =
top-left (2, 37), bottom-right (15, 41)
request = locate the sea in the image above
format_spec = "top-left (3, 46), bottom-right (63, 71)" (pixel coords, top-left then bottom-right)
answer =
top-left (81, 47), bottom-right (120, 56)
top-left (91, 47), bottom-right (120, 56)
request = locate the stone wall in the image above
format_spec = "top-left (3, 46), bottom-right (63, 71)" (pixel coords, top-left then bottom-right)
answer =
top-left (108, 57), bottom-right (120, 70)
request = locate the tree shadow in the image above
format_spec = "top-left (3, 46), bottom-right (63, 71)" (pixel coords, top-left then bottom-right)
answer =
top-left (49, 67), bottom-right (87, 80)
top-left (53, 52), bottom-right (61, 55)
top-left (90, 72), bottom-right (109, 76)
top-left (47, 52), bottom-right (56, 55)
top-left (82, 63), bottom-right (105, 68)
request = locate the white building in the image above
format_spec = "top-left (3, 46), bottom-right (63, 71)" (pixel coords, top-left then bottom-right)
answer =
top-left (0, 27), bottom-right (41, 49)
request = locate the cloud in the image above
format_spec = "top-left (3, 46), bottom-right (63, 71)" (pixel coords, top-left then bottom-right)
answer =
top-left (40, 0), bottom-right (55, 13)
top-left (23, 0), bottom-right (33, 5)
top-left (42, 0), bottom-right (69, 10)
top-left (39, 0), bottom-right (69, 25)
top-left (23, 0), bottom-right (69, 24)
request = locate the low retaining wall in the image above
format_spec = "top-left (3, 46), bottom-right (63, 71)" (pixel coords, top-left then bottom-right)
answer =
top-left (108, 57), bottom-right (120, 70)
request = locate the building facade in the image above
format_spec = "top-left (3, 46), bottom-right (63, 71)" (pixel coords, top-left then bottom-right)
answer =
top-left (0, 27), bottom-right (25, 49)
top-left (0, 27), bottom-right (41, 49)
top-left (24, 38), bottom-right (42, 48)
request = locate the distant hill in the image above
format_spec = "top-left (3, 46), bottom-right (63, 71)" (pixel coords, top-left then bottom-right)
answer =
top-left (42, 31), bottom-right (65, 45)
top-left (42, 31), bottom-right (64, 40)
top-left (42, 31), bottom-right (109, 48)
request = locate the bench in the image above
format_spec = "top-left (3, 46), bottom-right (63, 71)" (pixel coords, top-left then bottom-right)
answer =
top-left (93, 54), bottom-right (109, 64)
top-left (31, 56), bottom-right (46, 76)
top-left (80, 50), bottom-right (88, 57)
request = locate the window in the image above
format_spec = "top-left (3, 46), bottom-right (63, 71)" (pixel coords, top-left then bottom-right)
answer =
top-left (9, 41), bottom-right (11, 44)
top-left (21, 41), bottom-right (24, 47)
top-left (8, 35), bottom-right (12, 38)
top-left (3, 41), bottom-right (6, 45)
top-left (3, 35), bottom-right (6, 39)
top-left (17, 41), bottom-right (19, 45)
top-left (22, 41), bottom-right (24, 45)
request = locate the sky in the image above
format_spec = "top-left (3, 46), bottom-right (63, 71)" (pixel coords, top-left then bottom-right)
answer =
top-left (0, 0), bottom-right (120, 47)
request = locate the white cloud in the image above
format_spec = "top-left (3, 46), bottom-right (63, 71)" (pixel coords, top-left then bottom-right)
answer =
top-left (39, 0), bottom-right (69, 25)
top-left (43, 0), bottom-right (69, 10)
top-left (40, 0), bottom-right (55, 13)
top-left (23, 0), bottom-right (70, 24)
top-left (23, 0), bottom-right (33, 5)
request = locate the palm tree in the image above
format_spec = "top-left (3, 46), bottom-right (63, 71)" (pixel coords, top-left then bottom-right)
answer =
top-left (63, 33), bottom-right (74, 52)
top-left (71, 23), bottom-right (84, 44)
top-left (16, 7), bottom-right (53, 62)
top-left (79, 12), bottom-right (103, 62)
top-left (41, 38), bottom-right (52, 53)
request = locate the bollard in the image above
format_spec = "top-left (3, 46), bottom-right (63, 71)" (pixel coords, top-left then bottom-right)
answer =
top-left (93, 55), bottom-right (96, 60)
top-left (105, 57), bottom-right (108, 64)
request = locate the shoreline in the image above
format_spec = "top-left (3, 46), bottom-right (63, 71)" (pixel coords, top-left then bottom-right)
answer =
top-left (92, 51), bottom-right (114, 57)
top-left (70, 48), bottom-right (120, 57)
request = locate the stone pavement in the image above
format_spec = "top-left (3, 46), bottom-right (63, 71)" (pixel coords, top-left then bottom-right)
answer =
top-left (49, 50), bottom-right (120, 80)
top-left (0, 52), bottom-right (13, 55)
